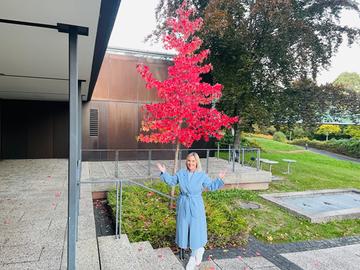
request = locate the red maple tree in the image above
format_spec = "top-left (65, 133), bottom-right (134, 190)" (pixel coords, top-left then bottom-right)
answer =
top-left (137, 1), bottom-right (238, 174)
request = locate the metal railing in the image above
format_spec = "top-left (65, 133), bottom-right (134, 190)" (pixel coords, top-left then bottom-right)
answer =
top-left (81, 178), bottom-right (176, 239)
top-left (82, 145), bottom-right (261, 176)
top-left (79, 145), bottom-right (261, 240)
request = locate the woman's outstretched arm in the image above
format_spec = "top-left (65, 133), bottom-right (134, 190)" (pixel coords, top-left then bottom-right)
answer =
top-left (157, 163), bottom-right (179, 187)
top-left (202, 170), bottom-right (226, 191)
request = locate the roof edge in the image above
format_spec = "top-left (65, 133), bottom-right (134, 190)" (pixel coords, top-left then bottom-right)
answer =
top-left (87, 0), bottom-right (121, 102)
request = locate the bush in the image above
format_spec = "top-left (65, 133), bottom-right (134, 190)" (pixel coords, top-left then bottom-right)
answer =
top-left (252, 123), bottom-right (262, 134)
top-left (345, 125), bottom-right (360, 139)
top-left (108, 182), bottom-right (250, 249)
top-left (327, 139), bottom-right (360, 158)
top-left (218, 129), bottom-right (234, 148)
top-left (292, 126), bottom-right (306, 139)
top-left (240, 137), bottom-right (262, 149)
top-left (273, 131), bottom-right (287, 143)
top-left (266, 126), bottom-right (277, 135)
top-left (244, 132), bottom-right (273, 140)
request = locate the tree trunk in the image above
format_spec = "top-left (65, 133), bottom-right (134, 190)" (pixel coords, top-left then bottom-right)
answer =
top-left (326, 133), bottom-right (329, 141)
top-left (233, 125), bottom-right (241, 150)
top-left (170, 140), bottom-right (180, 208)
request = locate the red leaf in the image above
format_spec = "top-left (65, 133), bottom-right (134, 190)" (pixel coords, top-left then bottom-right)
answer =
top-left (136, 1), bottom-right (237, 149)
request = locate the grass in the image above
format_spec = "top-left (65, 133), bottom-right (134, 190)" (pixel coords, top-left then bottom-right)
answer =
top-left (108, 137), bottom-right (360, 247)
top-left (247, 137), bottom-right (360, 192)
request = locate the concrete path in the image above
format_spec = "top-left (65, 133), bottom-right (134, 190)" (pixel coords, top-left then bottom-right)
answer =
top-left (0, 159), bottom-right (68, 270)
top-left (307, 147), bottom-right (360, 163)
top-left (0, 159), bottom-right (99, 270)
top-left (281, 243), bottom-right (360, 270)
top-left (1, 159), bottom-right (360, 270)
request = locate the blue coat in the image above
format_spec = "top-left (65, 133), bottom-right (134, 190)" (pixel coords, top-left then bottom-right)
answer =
top-left (160, 168), bottom-right (224, 251)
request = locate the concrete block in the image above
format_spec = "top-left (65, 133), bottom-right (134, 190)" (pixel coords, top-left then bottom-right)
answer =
top-left (98, 235), bottom-right (141, 270)
top-left (0, 243), bottom-right (42, 264)
top-left (77, 215), bottom-right (97, 241)
top-left (1, 259), bottom-right (61, 270)
top-left (154, 247), bottom-right (184, 270)
top-left (241, 256), bottom-right (277, 268)
top-left (281, 244), bottom-right (360, 270)
top-left (131, 241), bottom-right (160, 270)
top-left (213, 258), bottom-right (248, 269)
top-left (198, 260), bottom-right (221, 270)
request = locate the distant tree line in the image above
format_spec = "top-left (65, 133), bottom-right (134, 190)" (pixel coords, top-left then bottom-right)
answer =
top-left (151, 0), bottom-right (360, 147)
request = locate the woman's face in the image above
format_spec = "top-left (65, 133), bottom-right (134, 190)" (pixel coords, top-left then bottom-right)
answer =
top-left (186, 155), bottom-right (197, 172)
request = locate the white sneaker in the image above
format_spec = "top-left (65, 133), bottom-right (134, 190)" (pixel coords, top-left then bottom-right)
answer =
top-left (186, 256), bottom-right (196, 270)
top-left (195, 247), bottom-right (205, 265)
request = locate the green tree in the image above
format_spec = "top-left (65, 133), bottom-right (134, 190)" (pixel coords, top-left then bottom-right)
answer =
top-left (293, 126), bottom-right (306, 139)
top-left (334, 72), bottom-right (360, 92)
top-left (316, 124), bottom-right (341, 141)
top-left (272, 79), bottom-right (360, 129)
top-left (152, 0), bottom-right (360, 148)
top-left (345, 125), bottom-right (360, 139)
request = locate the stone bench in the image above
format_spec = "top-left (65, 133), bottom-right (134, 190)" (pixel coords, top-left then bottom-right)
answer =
top-left (259, 158), bottom-right (278, 173)
top-left (282, 159), bottom-right (297, 174)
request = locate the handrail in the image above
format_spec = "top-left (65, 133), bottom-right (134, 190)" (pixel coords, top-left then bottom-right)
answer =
top-left (81, 178), bottom-right (176, 239)
top-left (82, 147), bottom-right (259, 151)
top-left (127, 179), bottom-right (176, 200)
top-left (82, 146), bottom-right (261, 174)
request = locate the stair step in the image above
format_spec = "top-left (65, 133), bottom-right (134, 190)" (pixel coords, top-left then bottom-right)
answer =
top-left (212, 258), bottom-right (248, 269)
top-left (98, 235), bottom-right (141, 270)
top-left (130, 241), bottom-right (161, 270)
top-left (154, 247), bottom-right (184, 270)
top-left (199, 260), bottom-right (221, 269)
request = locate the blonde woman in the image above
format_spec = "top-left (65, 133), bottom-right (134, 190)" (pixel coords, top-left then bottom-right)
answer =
top-left (157, 152), bottom-right (225, 270)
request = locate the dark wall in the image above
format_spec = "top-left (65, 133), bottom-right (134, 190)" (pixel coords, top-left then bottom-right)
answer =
top-left (1, 100), bottom-right (68, 159)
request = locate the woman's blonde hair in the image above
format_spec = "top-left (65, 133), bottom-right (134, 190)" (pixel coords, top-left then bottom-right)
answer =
top-left (186, 152), bottom-right (202, 172)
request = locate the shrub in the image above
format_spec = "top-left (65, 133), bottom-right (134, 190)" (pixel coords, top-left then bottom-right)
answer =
top-left (292, 126), bottom-right (306, 139)
top-left (108, 182), bottom-right (250, 249)
top-left (345, 125), bottom-right (360, 139)
top-left (244, 132), bottom-right (273, 140)
top-left (252, 123), bottom-right (262, 134)
top-left (218, 129), bottom-right (234, 148)
top-left (266, 126), bottom-right (277, 135)
top-left (273, 131), bottom-right (287, 143)
top-left (240, 137), bottom-right (262, 149)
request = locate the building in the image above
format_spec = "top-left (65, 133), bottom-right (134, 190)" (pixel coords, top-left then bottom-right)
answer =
top-left (0, 0), bottom-right (121, 268)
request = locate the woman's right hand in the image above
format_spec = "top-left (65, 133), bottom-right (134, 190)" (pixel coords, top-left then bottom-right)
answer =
top-left (157, 163), bottom-right (166, 173)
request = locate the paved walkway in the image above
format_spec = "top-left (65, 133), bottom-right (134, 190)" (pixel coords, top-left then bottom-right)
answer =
top-left (0, 159), bottom-right (68, 269)
top-left (206, 235), bottom-right (360, 270)
top-left (307, 147), bottom-right (360, 163)
top-left (0, 159), bottom-right (98, 270)
top-left (1, 159), bottom-right (360, 270)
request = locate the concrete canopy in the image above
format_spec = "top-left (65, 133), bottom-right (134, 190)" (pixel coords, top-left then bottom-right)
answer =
top-left (0, 0), bottom-right (120, 102)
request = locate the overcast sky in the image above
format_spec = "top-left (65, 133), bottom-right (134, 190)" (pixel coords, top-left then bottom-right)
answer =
top-left (108, 0), bottom-right (360, 85)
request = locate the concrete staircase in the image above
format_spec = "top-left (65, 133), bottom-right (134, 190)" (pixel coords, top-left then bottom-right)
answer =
top-left (98, 234), bottom-right (184, 270)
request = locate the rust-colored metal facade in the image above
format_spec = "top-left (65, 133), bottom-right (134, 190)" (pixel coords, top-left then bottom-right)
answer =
top-left (82, 52), bottom-right (176, 160)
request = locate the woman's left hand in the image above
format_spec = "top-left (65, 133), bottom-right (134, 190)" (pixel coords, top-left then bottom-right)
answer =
top-left (218, 170), bottom-right (226, 179)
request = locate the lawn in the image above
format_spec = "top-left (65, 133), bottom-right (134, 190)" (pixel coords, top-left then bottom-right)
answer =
top-left (108, 137), bottom-right (360, 247)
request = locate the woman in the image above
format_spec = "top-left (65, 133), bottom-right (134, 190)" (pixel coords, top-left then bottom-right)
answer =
top-left (157, 152), bottom-right (225, 270)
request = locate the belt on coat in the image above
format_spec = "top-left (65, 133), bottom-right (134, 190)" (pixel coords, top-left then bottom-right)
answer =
top-left (179, 193), bottom-right (202, 218)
